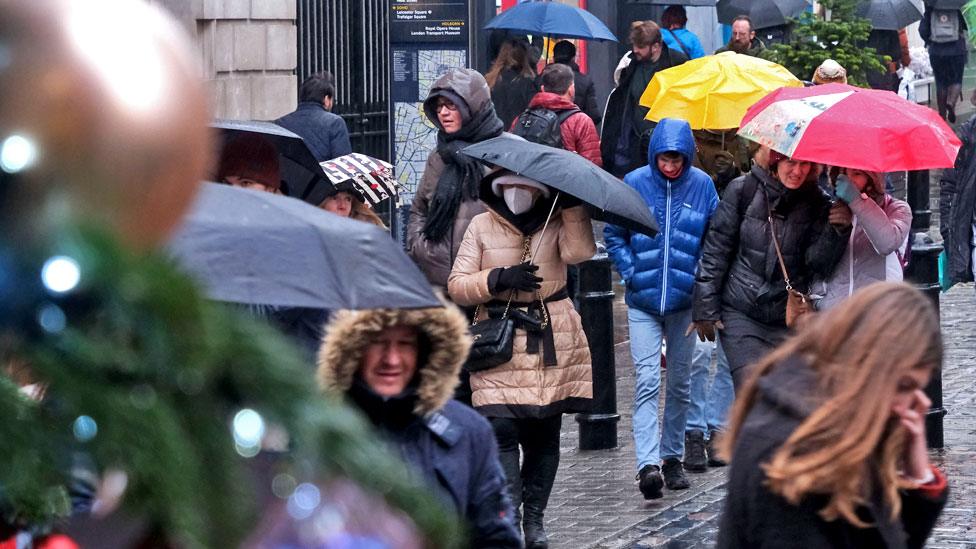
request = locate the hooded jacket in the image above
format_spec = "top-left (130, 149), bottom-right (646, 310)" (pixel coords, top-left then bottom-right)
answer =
top-left (814, 189), bottom-right (912, 311)
top-left (693, 166), bottom-right (849, 326)
top-left (448, 178), bottom-right (596, 418)
top-left (275, 101), bottom-right (352, 162)
top-left (317, 306), bottom-right (521, 547)
top-left (521, 91), bottom-right (602, 167)
top-left (719, 355), bottom-right (948, 549)
top-left (406, 69), bottom-right (497, 288)
top-left (605, 118), bottom-right (718, 316)
top-left (940, 114), bottom-right (976, 285)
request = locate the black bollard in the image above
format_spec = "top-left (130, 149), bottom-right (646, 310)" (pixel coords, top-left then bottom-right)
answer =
top-left (907, 170), bottom-right (932, 231)
top-left (575, 249), bottom-right (620, 450)
top-left (903, 232), bottom-right (947, 449)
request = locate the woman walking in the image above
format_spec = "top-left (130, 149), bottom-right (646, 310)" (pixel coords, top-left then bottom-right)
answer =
top-left (485, 38), bottom-right (539, 127)
top-left (717, 282), bottom-right (947, 548)
top-left (448, 170), bottom-right (595, 548)
top-left (691, 148), bottom-right (851, 388)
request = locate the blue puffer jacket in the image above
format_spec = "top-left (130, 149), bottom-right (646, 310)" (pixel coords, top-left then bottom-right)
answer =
top-left (605, 118), bottom-right (719, 316)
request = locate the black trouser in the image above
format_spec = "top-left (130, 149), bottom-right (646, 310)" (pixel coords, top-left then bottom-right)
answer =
top-left (721, 308), bottom-right (788, 391)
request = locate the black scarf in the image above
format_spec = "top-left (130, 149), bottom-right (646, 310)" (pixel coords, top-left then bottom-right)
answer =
top-left (421, 104), bottom-right (505, 242)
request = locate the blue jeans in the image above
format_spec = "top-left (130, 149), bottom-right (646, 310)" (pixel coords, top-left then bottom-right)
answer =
top-left (629, 306), bottom-right (696, 471)
top-left (687, 336), bottom-right (734, 437)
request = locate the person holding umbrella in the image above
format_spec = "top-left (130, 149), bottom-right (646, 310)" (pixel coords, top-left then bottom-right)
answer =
top-left (715, 15), bottom-right (766, 56)
top-left (319, 186), bottom-right (386, 227)
top-left (407, 68), bottom-right (505, 291)
top-left (812, 168), bottom-right (912, 311)
top-left (448, 170), bottom-right (596, 549)
top-left (485, 38), bottom-right (540, 128)
top-left (920, 4), bottom-right (968, 122)
top-left (690, 148), bottom-right (851, 389)
top-left (605, 118), bottom-right (719, 497)
top-left (215, 133), bottom-right (282, 194)
top-left (716, 282), bottom-right (947, 548)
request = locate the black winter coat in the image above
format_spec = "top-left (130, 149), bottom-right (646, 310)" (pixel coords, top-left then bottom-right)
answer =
top-left (940, 114), bottom-right (976, 284)
top-left (719, 355), bottom-right (948, 548)
top-left (600, 48), bottom-right (687, 177)
top-left (693, 167), bottom-right (848, 325)
top-left (566, 61), bottom-right (601, 126)
top-left (491, 68), bottom-right (539, 128)
top-left (275, 101), bottom-right (352, 162)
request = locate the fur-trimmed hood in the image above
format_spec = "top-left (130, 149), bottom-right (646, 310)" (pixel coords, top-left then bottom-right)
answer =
top-left (317, 304), bottom-right (471, 416)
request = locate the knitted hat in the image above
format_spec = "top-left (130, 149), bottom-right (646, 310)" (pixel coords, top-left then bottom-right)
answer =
top-left (491, 174), bottom-right (551, 198)
top-left (812, 59), bottom-right (848, 85)
top-left (216, 134), bottom-right (281, 191)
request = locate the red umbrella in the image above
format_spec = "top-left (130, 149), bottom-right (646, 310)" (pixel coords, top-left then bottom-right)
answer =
top-left (737, 83), bottom-right (961, 172)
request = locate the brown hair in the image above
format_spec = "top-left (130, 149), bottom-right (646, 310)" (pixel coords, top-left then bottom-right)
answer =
top-left (720, 282), bottom-right (942, 527)
top-left (541, 63), bottom-right (574, 95)
top-left (485, 38), bottom-right (535, 88)
top-left (661, 5), bottom-right (687, 29)
top-left (629, 20), bottom-right (661, 48)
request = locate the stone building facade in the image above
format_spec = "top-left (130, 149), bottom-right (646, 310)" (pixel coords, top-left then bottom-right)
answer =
top-left (152, 0), bottom-right (298, 121)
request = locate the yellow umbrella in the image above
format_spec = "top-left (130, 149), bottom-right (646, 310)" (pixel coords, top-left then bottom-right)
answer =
top-left (640, 52), bottom-right (803, 130)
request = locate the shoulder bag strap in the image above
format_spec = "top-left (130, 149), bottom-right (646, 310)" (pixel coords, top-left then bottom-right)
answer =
top-left (472, 236), bottom-right (533, 325)
top-left (665, 28), bottom-right (691, 58)
top-left (765, 199), bottom-right (795, 292)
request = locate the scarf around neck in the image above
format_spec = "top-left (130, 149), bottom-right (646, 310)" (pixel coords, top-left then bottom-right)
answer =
top-left (421, 104), bottom-right (504, 242)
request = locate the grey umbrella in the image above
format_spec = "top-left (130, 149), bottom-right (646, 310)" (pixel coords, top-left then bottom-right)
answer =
top-left (167, 183), bottom-right (439, 310)
top-left (856, 0), bottom-right (923, 30)
top-left (461, 135), bottom-right (659, 237)
top-left (646, 0), bottom-right (717, 5)
top-left (932, 0), bottom-right (965, 8)
top-left (717, 0), bottom-right (811, 28)
top-left (212, 120), bottom-right (335, 206)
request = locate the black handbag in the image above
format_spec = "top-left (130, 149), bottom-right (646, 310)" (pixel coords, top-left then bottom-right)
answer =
top-left (464, 236), bottom-right (532, 373)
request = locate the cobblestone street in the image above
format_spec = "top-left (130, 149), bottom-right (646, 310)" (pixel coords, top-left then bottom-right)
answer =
top-left (543, 281), bottom-right (975, 548)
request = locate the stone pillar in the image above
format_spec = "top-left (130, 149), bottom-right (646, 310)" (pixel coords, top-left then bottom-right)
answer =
top-left (155, 0), bottom-right (298, 121)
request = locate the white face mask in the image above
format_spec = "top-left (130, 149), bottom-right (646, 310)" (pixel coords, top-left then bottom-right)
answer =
top-left (503, 186), bottom-right (537, 215)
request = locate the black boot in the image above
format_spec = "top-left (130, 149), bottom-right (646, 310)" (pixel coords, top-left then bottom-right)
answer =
top-left (498, 450), bottom-right (522, 535)
top-left (521, 452), bottom-right (559, 549)
top-left (662, 458), bottom-right (690, 490)
top-left (683, 430), bottom-right (708, 473)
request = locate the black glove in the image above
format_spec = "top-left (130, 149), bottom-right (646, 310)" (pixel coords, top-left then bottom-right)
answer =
top-left (496, 262), bottom-right (542, 292)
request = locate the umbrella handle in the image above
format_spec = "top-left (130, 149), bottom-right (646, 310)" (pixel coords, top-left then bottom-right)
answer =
top-left (530, 191), bottom-right (561, 264)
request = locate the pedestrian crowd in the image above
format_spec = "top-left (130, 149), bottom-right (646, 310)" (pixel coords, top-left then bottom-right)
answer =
top-left (224, 8), bottom-right (967, 549)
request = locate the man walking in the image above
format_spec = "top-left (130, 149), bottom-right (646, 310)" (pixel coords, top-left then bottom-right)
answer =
top-left (602, 21), bottom-right (688, 178)
top-left (605, 118), bottom-right (719, 499)
top-left (514, 63), bottom-right (601, 167)
top-left (275, 72), bottom-right (352, 162)
top-left (551, 41), bottom-right (601, 126)
top-left (715, 16), bottom-right (766, 57)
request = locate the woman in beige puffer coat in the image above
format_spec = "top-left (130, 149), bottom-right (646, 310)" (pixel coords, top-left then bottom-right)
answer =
top-left (448, 170), bottom-right (595, 549)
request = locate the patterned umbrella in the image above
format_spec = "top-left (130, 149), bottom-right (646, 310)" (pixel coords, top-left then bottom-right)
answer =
top-left (320, 153), bottom-right (402, 206)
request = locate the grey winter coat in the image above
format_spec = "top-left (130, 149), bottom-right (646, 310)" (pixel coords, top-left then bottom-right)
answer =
top-left (318, 305), bottom-right (521, 548)
top-left (693, 167), bottom-right (850, 325)
top-left (814, 194), bottom-right (912, 311)
top-left (940, 114), bottom-right (976, 284)
top-left (406, 69), bottom-right (495, 288)
top-left (275, 102), bottom-right (352, 162)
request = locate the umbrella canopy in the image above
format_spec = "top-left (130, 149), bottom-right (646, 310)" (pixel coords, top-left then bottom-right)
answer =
top-left (856, 0), bottom-right (924, 30)
top-left (717, 0), bottom-right (811, 28)
top-left (483, 1), bottom-right (617, 42)
top-left (212, 120), bottom-right (333, 205)
top-left (738, 83), bottom-right (961, 172)
top-left (320, 153), bottom-right (401, 207)
top-left (934, 0), bottom-right (965, 8)
top-left (646, 0), bottom-right (717, 4)
top-left (461, 136), bottom-right (658, 237)
top-left (167, 183), bottom-right (440, 310)
top-left (640, 52), bottom-right (803, 130)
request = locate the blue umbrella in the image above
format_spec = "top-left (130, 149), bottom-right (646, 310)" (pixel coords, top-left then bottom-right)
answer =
top-left (484, 1), bottom-right (617, 42)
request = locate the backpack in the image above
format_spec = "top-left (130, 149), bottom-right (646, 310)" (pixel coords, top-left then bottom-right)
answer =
top-left (930, 9), bottom-right (960, 44)
top-left (512, 106), bottom-right (579, 148)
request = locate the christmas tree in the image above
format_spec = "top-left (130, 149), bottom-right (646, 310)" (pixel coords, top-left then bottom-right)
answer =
top-left (762, 0), bottom-right (887, 87)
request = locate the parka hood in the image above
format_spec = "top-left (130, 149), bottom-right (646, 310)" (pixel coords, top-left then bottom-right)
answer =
top-left (647, 118), bottom-right (696, 175)
top-left (317, 302), bottom-right (471, 417)
top-left (423, 68), bottom-right (493, 128)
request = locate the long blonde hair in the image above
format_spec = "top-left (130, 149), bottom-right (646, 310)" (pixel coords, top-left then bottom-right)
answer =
top-left (485, 39), bottom-right (534, 89)
top-left (721, 282), bottom-right (942, 527)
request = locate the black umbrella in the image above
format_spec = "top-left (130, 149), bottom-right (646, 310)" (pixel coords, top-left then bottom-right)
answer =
top-left (461, 136), bottom-right (659, 237)
top-left (932, 0), bottom-right (965, 8)
top-left (856, 0), bottom-right (923, 30)
top-left (717, 0), bottom-right (811, 28)
top-left (212, 120), bottom-right (335, 206)
top-left (167, 183), bottom-right (440, 310)
top-left (646, 0), bottom-right (717, 5)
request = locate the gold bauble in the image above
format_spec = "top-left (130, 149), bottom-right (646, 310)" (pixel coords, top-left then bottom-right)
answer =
top-left (0, 0), bottom-right (212, 250)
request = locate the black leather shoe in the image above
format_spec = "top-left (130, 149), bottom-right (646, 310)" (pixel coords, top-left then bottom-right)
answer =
top-left (683, 430), bottom-right (708, 472)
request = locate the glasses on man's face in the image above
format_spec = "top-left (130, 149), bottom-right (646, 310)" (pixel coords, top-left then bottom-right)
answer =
top-left (435, 101), bottom-right (458, 113)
